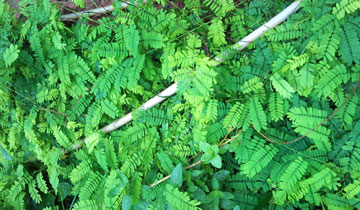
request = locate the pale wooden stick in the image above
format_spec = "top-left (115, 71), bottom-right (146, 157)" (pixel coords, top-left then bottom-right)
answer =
top-left (215, 0), bottom-right (303, 62)
top-left (71, 83), bottom-right (178, 150)
top-left (71, 0), bottom-right (303, 151)
top-left (60, 0), bottom-right (147, 20)
top-left (95, 0), bottom-right (303, 134)
top-left (61, 5), bottom-right (115, 20)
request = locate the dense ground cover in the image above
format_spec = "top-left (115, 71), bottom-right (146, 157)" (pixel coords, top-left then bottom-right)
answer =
top-left (1, 0), bottom-right (360, 209)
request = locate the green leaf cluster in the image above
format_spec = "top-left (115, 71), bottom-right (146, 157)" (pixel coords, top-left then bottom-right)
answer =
top-left (1, 0), bottom-right (360, 209)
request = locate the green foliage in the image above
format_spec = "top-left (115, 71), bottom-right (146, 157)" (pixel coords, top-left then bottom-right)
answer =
top-left (205, 99), bottom-right (218, 122)
top-left (315, 64), bottom-right (350, 98)
top-left (3, 44), bottom-right (19, 67)
top-left (269, 92), bottom-right (286, 122)
top-left (36, 172), bottom-right (48, 193)
top-left (165, 184), bottom-right (200, 210)
top-left (203, 0), bottom-right (235, 17)
top-left (332, 0), bottom-right (360, 19)
top-left (223, 102), bottom-right (243, 127)
top-left (248, 97), bottom-right (267, 131)
top-left (1, 0), bottom-right (360, 209)
top-left (143, 31), bottom-right (162, 49)
top-left (208, 18), bottom-right (226, 47)
top-left (279, 157), bottom-right (308, 191)
top-left (270, 73), bottom-right (295, 98)
top-left (28, 180), bottom-right (41, 204)
top-left (318, 25), bottom-right (341, 61)
top-left (240, 144), bottom-right (277, 178)
top-left (335, 95), bottom-right (358, 126)
top-left (240, 76), bottom-right (263, 94)
top-left (344, 179), bottom-right (360, 199)
top-left (72, 200), bottom-right (98, 210)
top-left (134, 108), bottom-right (171, 126)
top-left (265, 23), bottom-right (305, 41)
top-left (72, 0), bottom-right (85, 8)
top-left (339, 22), bottom-right (360, 65)
top-left (170, 164), bottom-right (183, 187)
top-left (200, 142), bottom-right (222, 168)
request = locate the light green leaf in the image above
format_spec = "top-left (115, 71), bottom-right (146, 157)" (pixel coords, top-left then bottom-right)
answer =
top-left (122, 195), bottom-right (132, 210)
top-left (249, 97), bottom-right (267, 131)
top-left (53, 127), bottom-right (72, 148)
top-left (85, 133), bottom-right (100, 153)
top-left (101, 99), bottom-right (118, 118)
top-left (36, 172), bottom-right (48, 193)
top-left (171, 164), bottom-right (183, 187)
top-left (200, 142), bottom-right (211, 153)
top-left (29, 180), bottom-right (42, 204)
top-left (52, 31), bottom-right (66, 50)
top-left (3, 44), bottom-right (19, 67)
top-left (165, 184), bottom-right (201, 210)
top-left (279, 157), bottom-right (308, 190)
top-left (72, 0), bottom-right (84, 8)
top-left (208, 18), bottom-right (226, 47)
top-left (299, 63), bottom-right (314, 89)
top-left (0, 145), bottom-right (11, 161)
top-left (143, 31), bottom-right (162, 49)
top-left (16, 165), bottom-right (24, 177)
top-left (223, 102), bottom-right (243, 128)
top-left (210, 155), bottom-right (222, 169)
top-left (128, 25), bottom-right (139, 57)
top-left (201, 153), bottom-right (212, 162)
top-left (270, 72), bottom-right (295, 98)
